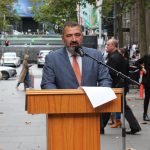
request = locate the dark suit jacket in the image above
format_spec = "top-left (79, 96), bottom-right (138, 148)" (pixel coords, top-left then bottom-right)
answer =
top-left (41, 47), bottom-right (112, 89)
top-left (106, 50), bottom-right (128, 90)
top-left (135, 54), bottom-right (150, 87)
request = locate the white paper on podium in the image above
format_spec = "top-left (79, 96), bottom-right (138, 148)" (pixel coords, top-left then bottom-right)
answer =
top-left (81, 86), bottom-right (117, 108)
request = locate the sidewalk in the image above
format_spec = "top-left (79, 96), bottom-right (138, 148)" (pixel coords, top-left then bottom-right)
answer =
top-left (102, 88), bottom-right (150, 150)
top-left (0, 69), bottom-right (150, 150)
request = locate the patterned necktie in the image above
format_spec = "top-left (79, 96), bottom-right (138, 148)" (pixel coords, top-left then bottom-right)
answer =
top-left (72, 55), bottom-right (81, 85)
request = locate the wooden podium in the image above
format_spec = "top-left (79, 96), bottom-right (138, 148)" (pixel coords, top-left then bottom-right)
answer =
top-left (26, 88), bottom-right (122, 150)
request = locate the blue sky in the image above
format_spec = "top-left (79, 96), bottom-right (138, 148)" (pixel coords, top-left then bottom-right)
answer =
top-left (13, 0), bottom-right (33, 17)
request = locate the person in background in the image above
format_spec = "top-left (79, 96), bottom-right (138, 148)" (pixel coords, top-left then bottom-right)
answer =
top-left (132, 50), bottom-right (140, 60)
top-left (130, 43), bottom-right (138, 58)
top-left (105, 39), bottom-right (123, 128)
top-left (107, 47), bottom-right (130, 126)
top-left (105, 38), bottom-right (141, 134)
top-left (119, 48), bottom-right (130, 95)
top-left (41, 21), bottom-right (112, 134)
top-left (135, 49), bottom-right (150, 121)
top-left (16, 54), bottom-right (32, 90)
top-left (108, 47), bottom-right (130, 126)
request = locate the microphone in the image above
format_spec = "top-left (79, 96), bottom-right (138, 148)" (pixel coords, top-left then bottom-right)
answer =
top-left (74, 46), bottom-right (84, 57)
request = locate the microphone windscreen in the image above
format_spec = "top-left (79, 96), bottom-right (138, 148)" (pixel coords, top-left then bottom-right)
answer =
top-left (74, 46), bottom-right (84, 57)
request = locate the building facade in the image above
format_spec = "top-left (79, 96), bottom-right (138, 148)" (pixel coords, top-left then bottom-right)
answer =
top-left (124, 2), bottom-right (150, 51)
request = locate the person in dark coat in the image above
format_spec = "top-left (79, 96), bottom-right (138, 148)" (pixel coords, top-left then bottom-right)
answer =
top-left (119, 47), bottom-right (130, 94)
top-left (135, 50), bottom-right (150, 121)
top-left (103, 38), bottom-right (141, 134)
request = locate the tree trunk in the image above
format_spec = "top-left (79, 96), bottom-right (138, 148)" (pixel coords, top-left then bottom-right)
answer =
top-left (117, 15), bottom-right (123, 47)
top-left (138, 0), bottom-right (147, 56)
top-left (115, 3), bottom-right (123, 47)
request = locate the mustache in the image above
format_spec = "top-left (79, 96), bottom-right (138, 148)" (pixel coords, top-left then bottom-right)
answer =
top-left (70, 41), bottom-right (79, 45)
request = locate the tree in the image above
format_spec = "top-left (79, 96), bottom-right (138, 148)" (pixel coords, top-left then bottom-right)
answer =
top-left (138, 0), bottom-right (148, 56)
top-left (31, 0), bottom-right (96, 33)
top-left (101, 0), bottom-right (136, 47)
top-left (101, 0), bottom-right (150, 56)
top-left (31, 0), bottom-right (77, 33)
top-left (0, 0), bottom-right (20, 32)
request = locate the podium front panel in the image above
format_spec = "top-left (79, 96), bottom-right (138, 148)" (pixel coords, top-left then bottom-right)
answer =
top-left (26, 88), bottom-right (122, 114)
top-left (47, 113), bottom-right (100, 150)
top-left (26, 88), bottom-right (122, 150)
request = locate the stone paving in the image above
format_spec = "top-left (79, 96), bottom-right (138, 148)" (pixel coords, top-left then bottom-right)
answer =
top-left (0, 64), bottom-right (150, 150)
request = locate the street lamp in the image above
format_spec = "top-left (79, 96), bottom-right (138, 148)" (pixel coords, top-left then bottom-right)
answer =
top-left (96, 0), bottom-right (103, 49)
top-left (96, 0), bottom-right (103, 38)
top-left (1, 14), bottom-right (6, 65)
top-left (3, 14), bottom-right (6, 30)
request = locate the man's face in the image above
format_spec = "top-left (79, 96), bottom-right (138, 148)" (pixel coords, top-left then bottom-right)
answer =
top-left (61, 26), bottom-right (83, 53)
top-left (105, 40), bottom-right (116, 53)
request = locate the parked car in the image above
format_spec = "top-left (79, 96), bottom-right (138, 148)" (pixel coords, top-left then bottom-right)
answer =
top-left (37, 50), bottom-right (52, 68)
top-left (0, 52), bottom-right (21, 67)
top-left (0, 66), bottom-right (17, 80)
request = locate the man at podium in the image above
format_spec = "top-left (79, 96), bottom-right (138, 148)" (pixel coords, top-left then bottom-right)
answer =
top-left (41, 21), bottom-right (112, 133)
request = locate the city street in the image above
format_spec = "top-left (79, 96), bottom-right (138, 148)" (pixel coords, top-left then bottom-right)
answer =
top-left (0, 64), bottom-right (150, 150)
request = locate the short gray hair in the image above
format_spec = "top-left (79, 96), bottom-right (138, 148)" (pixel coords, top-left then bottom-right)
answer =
top-left (62, 21), bottom-right (82, 35)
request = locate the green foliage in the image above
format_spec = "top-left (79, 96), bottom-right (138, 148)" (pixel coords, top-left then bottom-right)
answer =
top-left (31, 0), bottom-right (96, 33)
top-left (145, 0), bottom-right (150, 9)
top-left (101, 0), bottom-right (136, 18)
top-left (0, 0), bottom-right (20, 31)
top-left (31, 0), bottom-right (77, 33)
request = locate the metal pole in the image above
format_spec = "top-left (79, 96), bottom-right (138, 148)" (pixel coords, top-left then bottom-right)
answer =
top-left (99, 6), bottom-right (102, 40)
top-left (1, 36), bottom-right (4, 65)
top-left (122, 89), bottom-right (126, 150)
top-left (96, 0), bottom-right (103, 50)
top-left (3, 14), bottom-right (6, 28)
top-left (113, 4), bottom-right (116, 38)
top-left (78, 3), bottom-right (81, 25)
top-left (2, 14), bottom-right (6, 65)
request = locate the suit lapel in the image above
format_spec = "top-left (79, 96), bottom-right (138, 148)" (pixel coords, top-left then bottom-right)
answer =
top-left (82, 48), bottom-right (90, 85)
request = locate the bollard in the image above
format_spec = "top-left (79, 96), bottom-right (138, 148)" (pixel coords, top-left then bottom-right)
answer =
top-left (139, 83), bottom-right (144, 99)
top-left (139, 70), bottom-right (144, 99)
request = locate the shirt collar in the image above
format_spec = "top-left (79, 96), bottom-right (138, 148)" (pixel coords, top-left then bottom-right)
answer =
top-left (66, 48), bottom-right (80, 57)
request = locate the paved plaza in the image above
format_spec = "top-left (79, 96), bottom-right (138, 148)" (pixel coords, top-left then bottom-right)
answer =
top-left (0, 64), bottom-right (150, 150)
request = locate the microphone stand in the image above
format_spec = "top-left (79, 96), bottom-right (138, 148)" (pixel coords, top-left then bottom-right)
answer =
top-left (77, 49), bottom-right (140, 150)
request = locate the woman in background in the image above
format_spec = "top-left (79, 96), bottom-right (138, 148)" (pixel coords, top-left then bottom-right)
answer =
top-left (16, 54), bottom-right (32, 90)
